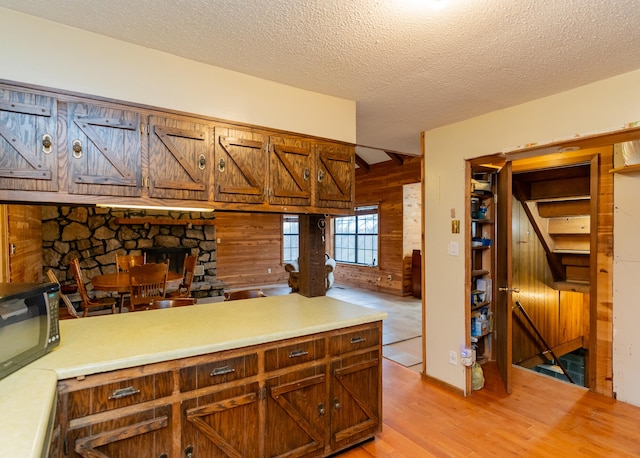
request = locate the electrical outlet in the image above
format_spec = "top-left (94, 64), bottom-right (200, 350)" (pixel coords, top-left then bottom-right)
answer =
top-left (267, 268), bottom-right (271, 274)
top-left (449, 350), bottom-right (457, 365)
top-left (387, 274), bottom-right (392, 281)
top-left (193, 265), bottom-right (204, 276)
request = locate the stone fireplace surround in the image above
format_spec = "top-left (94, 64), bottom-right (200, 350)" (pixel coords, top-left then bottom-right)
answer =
top-left (42, 206), bottom-right (224, 299)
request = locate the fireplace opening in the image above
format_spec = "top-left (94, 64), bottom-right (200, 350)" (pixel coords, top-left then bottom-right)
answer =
top-left (142, 247), bottom-right (191, 273)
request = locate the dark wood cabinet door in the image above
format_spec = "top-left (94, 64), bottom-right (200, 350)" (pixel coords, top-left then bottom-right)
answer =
top-left (315, 143), bottom-right (354, 210)
top-left (330, 351), bottom-right (380, 451)
top-left (69, 405), bottom-right (173, 458)
top-left (147, 114), bottom-right (212, 200)
top-left (269, 136), bottom-right (314, 207)
top-left (265, 367), bottom-right (327, 458)
top-left (182, 383), bottom-right (260, 458)
top-left (67, 101), bottom-right (141, 196)
top-left (214, 126), bottom-right (268, 204)
top-left (0, 86), bottom-right (58, 191)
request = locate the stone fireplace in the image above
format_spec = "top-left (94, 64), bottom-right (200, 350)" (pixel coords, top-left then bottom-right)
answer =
top-left (142, 247), bottom-right (191, 273)
top-left (42, 206), bottom-right (224, 299)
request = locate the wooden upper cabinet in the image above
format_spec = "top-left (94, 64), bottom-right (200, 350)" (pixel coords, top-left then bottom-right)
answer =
top-left (214, 126), bottom-right (269, 204)
top-left (315, 142), bottom-right (354, 210)
top-left (147, 114), bottom-right (212, 200)
top-left (67, 101), bottom-right (142, 196)
top-left (269, 135), bottom-right (314, 207)
top-left (0, 86), bottom-right (58, 191)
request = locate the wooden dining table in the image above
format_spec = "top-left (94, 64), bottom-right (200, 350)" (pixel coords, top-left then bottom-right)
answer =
top-left (91, 271), bottom-right (183, 293)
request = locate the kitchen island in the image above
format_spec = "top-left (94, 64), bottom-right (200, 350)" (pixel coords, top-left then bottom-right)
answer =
top-left (0, 294), bottom-right (386, 457)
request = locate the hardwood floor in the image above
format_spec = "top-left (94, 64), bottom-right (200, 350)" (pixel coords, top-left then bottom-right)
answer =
top-left (342, 359), bottom-right (640, 457)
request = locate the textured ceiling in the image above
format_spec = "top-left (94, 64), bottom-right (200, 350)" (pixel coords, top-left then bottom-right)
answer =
top-left (2, 0), bottom-right (640, 160)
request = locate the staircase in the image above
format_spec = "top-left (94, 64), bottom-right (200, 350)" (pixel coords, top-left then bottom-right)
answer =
top-left (513, 164), bottom-right (591, 293)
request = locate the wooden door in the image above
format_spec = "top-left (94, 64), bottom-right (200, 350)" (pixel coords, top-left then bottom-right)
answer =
top-left (329, 352), bottom-right (380, 451)
top-left (213, 126), bottom-right (268, 204)
top-left (264, 367), bottom-right (327, 457)
top-left (147, 114), bottom-right (212, 200)
top-left (67, 101), bottom-right (141, 196)
top-left (315, 143), bottom-right (354, 210)
top-left (269, 136), bottom-right (314, 207)
top-left (182, 383), bottom-right (260, 458)
top-left (7, 204), bottom-right (42, 283)
top-left (0, 86), bottom-right (58, 191)
top-left (496, 162), bottom-right (513, 393)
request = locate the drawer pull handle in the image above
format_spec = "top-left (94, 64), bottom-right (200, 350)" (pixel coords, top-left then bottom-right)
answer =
top-left (210, 365), bottom-right (236, 376)
top-left (350, 336), bottom-right (366, 344)
top-left (289, 349), bottom-right (309, 358)
top-left (108, 386), bottom-right (140, 400)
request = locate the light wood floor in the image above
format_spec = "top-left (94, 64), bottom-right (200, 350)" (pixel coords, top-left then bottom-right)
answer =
top-left (341, 359), bottom-right (640, 457)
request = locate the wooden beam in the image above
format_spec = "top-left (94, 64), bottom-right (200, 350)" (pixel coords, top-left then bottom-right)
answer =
top-left (114, 218), bottom-right (215, 226)
top-left (354, 154), bottom-right (370, 172)
top-left (384, 151), bottom-right (404, 166)
top-left (298, 214), bottom-right (327, 297)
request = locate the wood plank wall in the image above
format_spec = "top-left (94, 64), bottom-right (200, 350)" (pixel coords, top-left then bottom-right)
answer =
top-left (333, 156), bottom-right (421, 296)
top-left (215, 211), bottom-right (289, 289)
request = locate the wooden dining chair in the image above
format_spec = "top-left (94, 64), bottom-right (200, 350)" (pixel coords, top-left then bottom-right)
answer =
top-left (223, 289), bottom-right (266, 301)
top-left (128, 261), bottom-right (169, 312)
top-left (148, 297), bottom-right (197, 309)
top-left (47, 269), bottom-right (81, 319)
top-left (116, 253), bottom-right (146, 272)
top-left (69, 259), bottom-right (117, 317)
top-left (115, 253), bottom-right (146, 311)
top-left (167, 254), bottom-right (198, 298)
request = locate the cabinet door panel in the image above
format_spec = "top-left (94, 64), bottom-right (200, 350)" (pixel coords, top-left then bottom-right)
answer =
top-left (214, 126), bottom-right (268, 204)
top-left (67, 102), bottom-right (141, 196)
top-left (148, 114), bottom-right (212, 200)
top-left (0, 87), bottom-right (57, 191)
top-left (330, 351), bottom-right (380, 450)
top-left (265, 367), bottom-right (326, 458)
top-left (269, 136), bottom-right (313, 206)
top-left (182, 383), bottom-right (260, 458)
top-left (69, 405), bottom-right (172, 458)
top-left (315, 143), bottom-right (354, 210)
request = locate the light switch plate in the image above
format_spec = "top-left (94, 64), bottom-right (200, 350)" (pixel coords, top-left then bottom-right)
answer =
top-left (448, 241), bottom-right (459, 256)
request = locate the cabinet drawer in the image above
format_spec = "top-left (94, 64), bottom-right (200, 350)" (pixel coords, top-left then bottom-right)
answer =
top-left (330, 324), bottom-right (381, 355)
top-left (180, 353), bottom-right (259, 392)
top-left (265, 337), bottom-right (326, 371)
top-left (68, 372), bottom-right (173, 420)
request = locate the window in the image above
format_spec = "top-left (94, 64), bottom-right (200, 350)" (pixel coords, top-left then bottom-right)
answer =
top-left (283, 215), bottom-right (299, 262)
top-left (334, 205), bottom-right (378, 266)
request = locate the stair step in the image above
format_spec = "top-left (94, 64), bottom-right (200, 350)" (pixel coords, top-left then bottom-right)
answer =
top-left (554, 281), bottom-right (590, 293)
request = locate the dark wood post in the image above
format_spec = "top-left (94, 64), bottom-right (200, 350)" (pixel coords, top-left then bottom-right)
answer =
top-left (298, 214), bottom-right (327, 297)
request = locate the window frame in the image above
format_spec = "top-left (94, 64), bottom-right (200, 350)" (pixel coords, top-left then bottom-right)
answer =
top-left (282, 214), bottom-right (299, 263)
top-left (333, 204), bottom-right (379, 266)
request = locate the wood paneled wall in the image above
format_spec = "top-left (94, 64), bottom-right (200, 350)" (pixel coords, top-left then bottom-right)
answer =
top-left (511, 199), bottom-right (588, 365)
top-left (333, 156), bottom-right (422, 296)
top-left (215, 211), bottom-right (289, 289)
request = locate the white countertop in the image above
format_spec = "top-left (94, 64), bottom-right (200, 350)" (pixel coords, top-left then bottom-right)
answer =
top-left (0, 294), bottom-right (386, 457)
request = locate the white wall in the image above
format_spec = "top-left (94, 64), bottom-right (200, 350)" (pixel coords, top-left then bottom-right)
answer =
top-left (423, 69), bottom-right (640, 401)
top-left (0, 8), bottom-right (355, 144)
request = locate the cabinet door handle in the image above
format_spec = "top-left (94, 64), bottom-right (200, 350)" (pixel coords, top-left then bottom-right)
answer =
top-left (42, 134), bottom-right (53, 154)
top-left (198, 154), bottom-right (206, 170)
top-left (218, 158), bottom-right (225, 172)
top-left (184, 444), bottom-right (194, 458)
top-left (317, 169), bottom-right (325, 182)
top-left (289, 349), bottom-right (309, 358)
top-left (108, 386), bottom-right (140, 400)
top-left (210, 365), bottom-right (235, 376)
top-left (303, 167), bottom-right (310, 180)
top-left (318, 403), bottom-right (326, 416)
top-left (333, 398), bottom-right (341, 410)
top-left (350, 336), bottom-right (366, 344)
top-left (72, 139), bottom-right (82, 158)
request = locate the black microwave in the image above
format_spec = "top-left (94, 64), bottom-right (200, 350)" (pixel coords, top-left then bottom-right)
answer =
top-left (0, 282), bottom-right (61, 381)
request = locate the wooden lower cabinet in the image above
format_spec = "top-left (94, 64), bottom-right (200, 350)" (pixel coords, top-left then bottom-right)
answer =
top-left (51, 322), bottom-right (382, 458)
